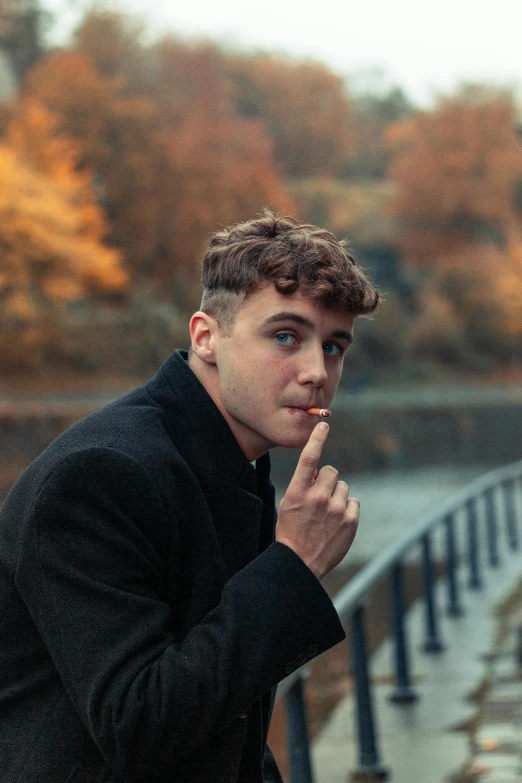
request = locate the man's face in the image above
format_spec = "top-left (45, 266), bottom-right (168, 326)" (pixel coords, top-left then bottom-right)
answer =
top-left (209, 285), bottom-right (355, 460)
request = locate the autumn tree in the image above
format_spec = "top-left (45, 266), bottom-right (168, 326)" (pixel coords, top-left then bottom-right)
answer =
top-left (387, 85), bottom-right (522, 265)
top-left (21, 48), bottom-right (170, 281)
top-left (0, 99), bottom-right (126, 369)
top-left (225, 52), bottom-right (354, 179)
top-left (386, 86), bottom-right (522, 367)
top-left (409, 244), bottom-right (522, 365)
top-left (74, 7), bottom-right (147, 83)
top-left (146, 37), bottom-right (291, 294)
top-left (22, 17), bottom-right (291, 298)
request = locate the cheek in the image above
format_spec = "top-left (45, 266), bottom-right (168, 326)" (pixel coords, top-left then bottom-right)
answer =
top-left (265, 359), bottom-right (297, 393)
top-left (247, 353), bottom-right (291, 384)
top-left (330, 365), bottom-right (343, 389)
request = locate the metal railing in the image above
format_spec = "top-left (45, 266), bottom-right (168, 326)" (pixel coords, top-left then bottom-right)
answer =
top-left (276, 460), bottom-right (522, 782)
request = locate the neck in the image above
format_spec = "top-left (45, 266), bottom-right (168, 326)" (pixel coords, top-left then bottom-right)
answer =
top-left (187, 352), bottom-right (267, 461)
top-left (187, 352), bottom-right (222, 411)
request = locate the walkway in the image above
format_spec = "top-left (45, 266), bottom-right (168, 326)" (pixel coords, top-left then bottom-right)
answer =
top-left (453, 586), bottom-right (522, 783)
top-left (312, 544), bottom-right (522, 783)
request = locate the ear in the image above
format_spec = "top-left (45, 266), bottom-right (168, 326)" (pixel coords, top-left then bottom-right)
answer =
top-left (189, 311), bottom-right (219, 365)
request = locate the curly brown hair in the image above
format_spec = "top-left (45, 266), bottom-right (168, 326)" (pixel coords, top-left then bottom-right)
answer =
top-left (199, 209), bottom-right (379, 333)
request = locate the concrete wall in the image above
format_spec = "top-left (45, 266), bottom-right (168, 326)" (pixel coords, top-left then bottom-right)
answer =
top-left (1, 391), bottom-right (522, 492)
top-left (271, 396), bottom-right (522, 483)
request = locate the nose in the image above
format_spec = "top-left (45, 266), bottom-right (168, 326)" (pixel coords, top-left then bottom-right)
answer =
top-left (297, 345), bottom-right (328, 388)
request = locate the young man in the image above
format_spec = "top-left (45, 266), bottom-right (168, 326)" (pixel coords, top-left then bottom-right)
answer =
top-left (0, 211), bottom-right (379, 783)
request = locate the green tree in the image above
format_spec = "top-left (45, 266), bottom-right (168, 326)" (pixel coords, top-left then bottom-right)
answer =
top-left (345, 82), bottom-right (414, 178)
top-left (226, 52), bottom-right (354, 178)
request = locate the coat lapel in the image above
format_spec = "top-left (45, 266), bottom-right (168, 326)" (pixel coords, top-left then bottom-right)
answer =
top-left (146, 350), bottom-right (274, 578)
top-left (196, 472), bottom-right (263, 578)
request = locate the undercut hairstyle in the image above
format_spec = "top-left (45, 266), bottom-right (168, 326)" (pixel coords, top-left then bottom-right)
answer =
top-left (199, 209), bottom-right (379, 335)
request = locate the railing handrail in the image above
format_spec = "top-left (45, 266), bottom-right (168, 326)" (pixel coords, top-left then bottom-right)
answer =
top-left (277, 458), bottom-right (522, 701)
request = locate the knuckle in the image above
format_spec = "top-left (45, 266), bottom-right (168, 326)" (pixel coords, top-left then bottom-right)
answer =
top-left (301, 454), bottom-right (317, 470)
top-left (314, 492), bottom-right (329, 507)
top-left (283, 492), bottom-right (300, 508)
top-left (345, 506), bottom-right (360, 523)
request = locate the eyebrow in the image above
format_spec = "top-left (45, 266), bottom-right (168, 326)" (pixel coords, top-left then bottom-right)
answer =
top-left (262, 311), bottom-right (353, 344)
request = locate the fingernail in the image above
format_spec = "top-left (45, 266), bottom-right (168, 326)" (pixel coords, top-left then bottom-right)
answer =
top-left (319, 422), bottom-right (329, 432)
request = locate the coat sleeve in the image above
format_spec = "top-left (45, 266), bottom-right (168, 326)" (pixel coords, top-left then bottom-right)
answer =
top-left (15, 447), bottom-right (345, 781)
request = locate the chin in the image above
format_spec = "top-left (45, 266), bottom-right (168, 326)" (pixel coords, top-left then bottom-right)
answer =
top-left (274, 432), bottom-right (310, 450)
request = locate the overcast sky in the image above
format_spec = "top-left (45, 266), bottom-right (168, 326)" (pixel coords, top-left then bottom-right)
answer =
top-left (42, 0), bottom-right (522, 106)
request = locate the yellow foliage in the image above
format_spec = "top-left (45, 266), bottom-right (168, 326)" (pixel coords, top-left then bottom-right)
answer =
top-left (0, 143), bottom-right (126, 327)
top-left (22, 47), bottom-right (291, 288)
top-left (8, 98), bottom-right (81, 184)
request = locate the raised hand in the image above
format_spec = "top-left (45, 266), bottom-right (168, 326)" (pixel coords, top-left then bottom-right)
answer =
top-left (276, 422), bottom-right (359, 580)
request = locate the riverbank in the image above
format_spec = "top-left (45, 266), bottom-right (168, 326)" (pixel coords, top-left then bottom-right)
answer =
top-left (311, 535), bottom-right (522, 783)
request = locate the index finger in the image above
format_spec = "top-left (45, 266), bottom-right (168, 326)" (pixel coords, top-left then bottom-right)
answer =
top-left (288, 422), bottom-right (329, 493)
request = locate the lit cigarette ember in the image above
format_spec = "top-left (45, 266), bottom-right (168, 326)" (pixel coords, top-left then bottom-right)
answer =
top-left (306, 408), bottom-right (331, 418)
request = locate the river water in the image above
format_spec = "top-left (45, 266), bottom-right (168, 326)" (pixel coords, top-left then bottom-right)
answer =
top-left (273, 464), bottom-right (494, 565)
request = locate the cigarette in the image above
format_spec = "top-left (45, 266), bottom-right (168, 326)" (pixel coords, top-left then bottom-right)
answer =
top-left (306, 408), bottom-right (331, 417)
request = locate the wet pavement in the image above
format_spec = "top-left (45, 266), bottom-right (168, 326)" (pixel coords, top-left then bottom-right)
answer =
top-left (275, 465), bottom-right (492, 563)
top-left (311, 533), bottom-right (522, 783)
top-left (339, 465), bottom-right (492, 563)
top-left (450, 597), bottom-right (522, 783)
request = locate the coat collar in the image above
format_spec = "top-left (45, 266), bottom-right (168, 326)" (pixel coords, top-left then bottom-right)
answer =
top-left (146, 349), bottom-right (271, 488)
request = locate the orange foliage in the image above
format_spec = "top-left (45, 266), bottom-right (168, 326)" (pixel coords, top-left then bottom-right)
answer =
top-left (149, 39), bottom-right (292, 276)
top-left (387, 86), bottom-right (522, 265)
top-left (74, 8), bottom-right (146, 81)
top-left (22, 49), bottom-right (166, 278)
top-left (443, 244), bottom-right (522, 342)
top-left (0, 102), bottom-right (126, 328)
top-left (22, 31), bottom-right (291, 291)
top-left (21, 32), bottom-right (290, 296)
top-left (410, 242), bottom-right (522, 362)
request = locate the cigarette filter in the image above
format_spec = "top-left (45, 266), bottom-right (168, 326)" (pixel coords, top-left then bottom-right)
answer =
top-left (306, 408), bottom-right (331, 417)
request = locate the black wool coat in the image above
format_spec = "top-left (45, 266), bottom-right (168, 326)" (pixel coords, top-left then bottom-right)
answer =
top-left (0, 350), bottom-right (345, 783)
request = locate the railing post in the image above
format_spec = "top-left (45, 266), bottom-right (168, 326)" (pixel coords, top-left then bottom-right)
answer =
top-left (350, 605), bottom-right (388, 781)
top-left (445, 513), bottom-right (464, 617)
top-left (421, 533), bottom-right (444, 652)
top-left (466, 497), bottom-right (482, 589)
top-left (503, 479), bottom-right (519, 551)
top-left (484, 487), bottom-right (500, 567)
top-left (285, 675), bottom-right (314, 783)
top-left (389, 562), bottom-right (419, 703)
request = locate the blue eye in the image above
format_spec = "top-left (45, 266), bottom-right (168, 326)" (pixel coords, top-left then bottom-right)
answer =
top-left (324, 343), bottom-right (342, 356)
top-left (275, 333), bottom-right (296, 346)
